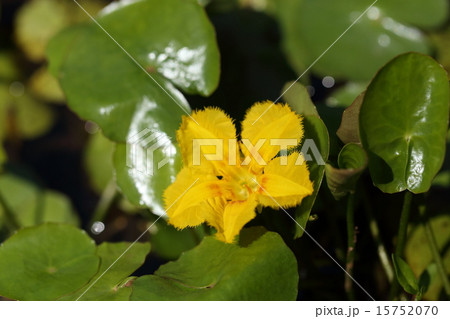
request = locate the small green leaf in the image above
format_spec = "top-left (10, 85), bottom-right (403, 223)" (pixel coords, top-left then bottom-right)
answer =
top-left (14, 0), bottom-right (105, 62)
top-left (405, 215), bottom-right (450, 300)
top-left (392, 253), bottom-right (420, 295)
top-left (282, 81), bottom-right (318, 117)
top-left (326, 82), bottom-right (367, 108)
top-left (294, 115), bottom-right (329, 238)
top-left (360, 53), bottom-right (450, 194)
top-left (0, 224), bottom-right (99, 300)
top-left (0, 85), bottom-right (55, 140)
top-left (325, 143), bottom-right (367, 200)
top-left (131, 228), bottom-right (298, 300)
top-left (0, 51), bottom-right (20, 81)
top-left (337, 92), bottom-right (365, 145)
top-left (84, 131), bottom-right (115, 193)
top-left (61, 242), bottom-right (150, 301)
top-left (418, 263), bottom-right (438, 297)
top-left (150, 219), bottom-right (203, 260)
top-left (15, 0), bottom-right (68, 62)
top-left (0, 174), bottom-right (79, 228)
top-left (28, 66), bottom-right (65, 104)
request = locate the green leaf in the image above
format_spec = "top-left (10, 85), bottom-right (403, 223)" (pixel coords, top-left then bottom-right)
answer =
top-left (282, 81), bottom-right (318, 117)
top-left (0, 143), bottom-right (5, 168)
top-left (418, 263), bottom-right (438, 297)
top-left (84, 131), bottom-right (115, 193)
top-left (14, 0), bottom-right (105, 62)
top-left (392, 253), bottom-right (419, 295)
top-left (380, 0), bottom-right (448, 30)
top-left (113, 140), bottom-right (182, 215)
top-left (293, 115), bottom-right (329, 238)
top-left (405, 215), bottom-right (450, 300)
top-left (48, 0), bottom-right (220, 142)
top-left (0, 174), bottom-right (79, 228)
top-left (15, 0), bottom-right (68, 62)
top-left (0, 51), bottom-right (20, 81)
top-left (360, 53), bottom-right (449, 194)
top-left (0, 224), bottom-right (99, 300)
top-left (130, 228), bottom-right (298, 300)
top-left (281, 82), bottom-right (329, 238)
top-left (0, 84), bottom-right (55, 140)
top-left (61, 242), bottom-right (150, 301)
top-left (327, 82), bottom-right (367, 108)
top-left (150, 219), bottom-right (203, 260)
top-left (274, 0), bottom-right (437, 81)
top-left (325, 143), bottom-right (367, 200)
top-left (28, 66), bottom-right (65, 104)
top-left (337, 91), bottom-right (365, 145)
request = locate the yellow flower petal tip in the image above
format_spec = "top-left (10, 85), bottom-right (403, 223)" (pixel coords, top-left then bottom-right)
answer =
top-left (163, 101), bottom-right (313, 243)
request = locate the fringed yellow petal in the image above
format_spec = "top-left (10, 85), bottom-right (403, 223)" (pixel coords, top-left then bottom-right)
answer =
top-left (257, 152), bottom-right (313, 209)
top-left (177, 107), bottom-right (237, 174)
top-left (203, 197), bottom-right (227, 241)
top-left (164, 168), bottom-right (226, 228)
top-left (241, 101), bottom-right (303, 173)
top-left (221, 196), bottom-right (257, 243)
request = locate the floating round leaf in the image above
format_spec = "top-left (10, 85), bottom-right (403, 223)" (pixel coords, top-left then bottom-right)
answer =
top-left (131, 229), bottom-right (298, 300)
top-left (0, 224), bottom-right (99, 300)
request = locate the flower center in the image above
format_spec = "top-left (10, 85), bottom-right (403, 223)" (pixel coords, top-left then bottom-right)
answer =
top-left (226, 166), bottom-right (259, 201)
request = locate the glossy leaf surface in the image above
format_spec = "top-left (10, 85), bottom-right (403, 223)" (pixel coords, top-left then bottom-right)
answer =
top-left (47, 0), bottom-right (220, 142)
top-left (360, 53), bottom-right (449, 194)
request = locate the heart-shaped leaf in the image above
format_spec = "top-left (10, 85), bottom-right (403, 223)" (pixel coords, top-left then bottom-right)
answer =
top-left (360, 53), bottom-right (449, 194)
top-left (0, 224), bottom-right (99, 300)
top-left (61, 242), bottom-right (150, 301)
top-left (325, 143), bottom-right (368, 200)
top-left (130, 228), bottom-right (298, 300)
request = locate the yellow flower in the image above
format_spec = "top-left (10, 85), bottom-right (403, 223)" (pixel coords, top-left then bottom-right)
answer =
top-left (163, 101), bottom-right (314, 243)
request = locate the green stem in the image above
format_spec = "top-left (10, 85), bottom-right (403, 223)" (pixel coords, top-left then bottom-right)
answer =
top-left (88, 179), bottom-right (117, 229)
top-left (361, 184), bottom-right (394, 283)
top-left (345, 192), bottom-right (356, 300)
top-left (395, 191), bottom-right (413, 257)
top-left (419, 205), bottom-right (450, 298)
top-left (0, 189), bottom-right (20, 231)
top-left (390, 191), bottom-right (413, 299)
